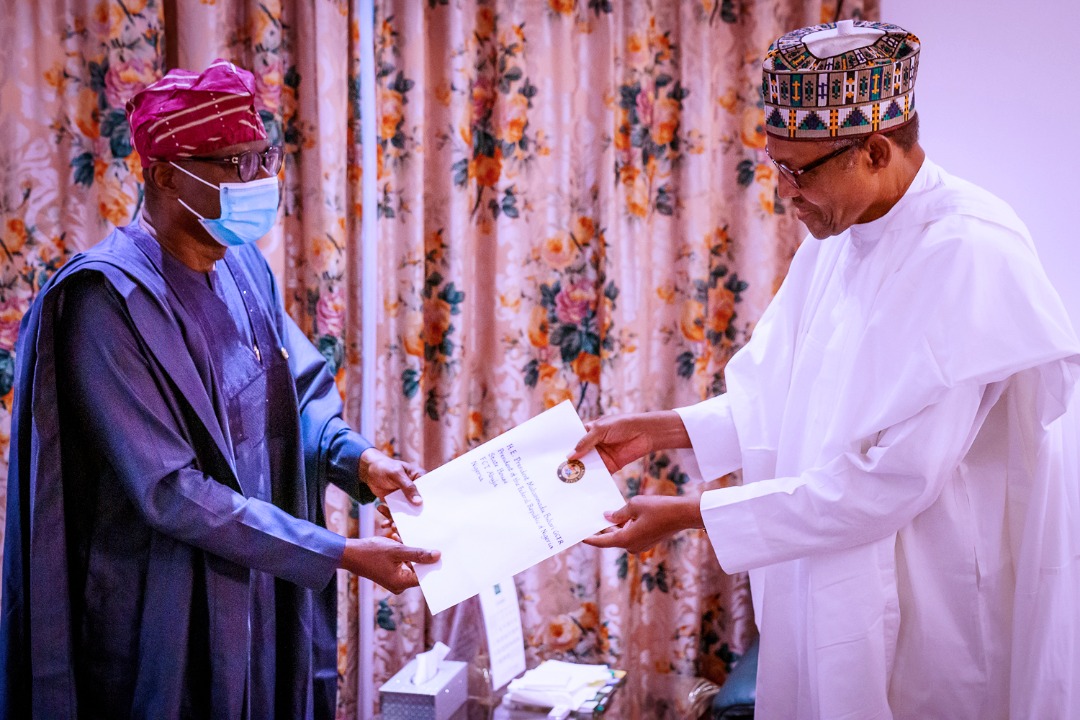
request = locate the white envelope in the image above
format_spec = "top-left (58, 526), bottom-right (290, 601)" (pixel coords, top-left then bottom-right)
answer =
top-left (385, 400), bottom-right (624, 614)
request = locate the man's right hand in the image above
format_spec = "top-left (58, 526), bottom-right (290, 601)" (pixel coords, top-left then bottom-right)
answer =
top-left (339, 536), bottom-right (440, 594)
top-left (569, 410), bottom-right (692, 473)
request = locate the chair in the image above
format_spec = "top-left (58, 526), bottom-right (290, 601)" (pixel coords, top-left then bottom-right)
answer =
top-left (711, 635), bottom-right (758, 719)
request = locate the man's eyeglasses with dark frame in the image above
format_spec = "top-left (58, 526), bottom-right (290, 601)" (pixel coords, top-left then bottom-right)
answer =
top-left (187, 145), bottom-right (284, 183)
top-left (766, 137), bottom-right (866, 189)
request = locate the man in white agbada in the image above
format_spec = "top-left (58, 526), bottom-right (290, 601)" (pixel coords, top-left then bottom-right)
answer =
top-left (572, 20), bottom-right (1080, 720)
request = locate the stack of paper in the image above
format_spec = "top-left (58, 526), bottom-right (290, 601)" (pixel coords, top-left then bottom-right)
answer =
top-left (504, 660), bottom-right (613, 709)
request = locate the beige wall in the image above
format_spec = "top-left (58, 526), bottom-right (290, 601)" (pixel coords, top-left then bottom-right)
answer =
top-left (880, 0), bottom-right (1080, 328)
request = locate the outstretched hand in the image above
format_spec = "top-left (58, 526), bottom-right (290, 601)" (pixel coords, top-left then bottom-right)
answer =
top-left (339, 536), bottom-right (440, 594)
top-left (584, 495), bottom-right (704, 554)
top-left (569, 410), bottom-right (691, 474)
top-left (360, 448), bottom-right (426, 505)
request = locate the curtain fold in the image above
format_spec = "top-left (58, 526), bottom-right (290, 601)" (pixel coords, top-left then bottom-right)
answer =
top-left (364, 1), bottom-right (876, 715)
top-left (0, 0), bottom-right (876, 717)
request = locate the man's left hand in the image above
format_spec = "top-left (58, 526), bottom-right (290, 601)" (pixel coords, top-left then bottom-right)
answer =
top-left (360, 448), bottom-right (425, 505)
top-left (584, 495), bottom-right (704, 553)
top-left (339, 536), bottom-right (439, 594)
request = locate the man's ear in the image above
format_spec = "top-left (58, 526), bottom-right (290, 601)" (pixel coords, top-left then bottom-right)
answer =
top-left (865, 134), bottom-right (893, 171)
top-left (144, 162), bottom-right (180, 197)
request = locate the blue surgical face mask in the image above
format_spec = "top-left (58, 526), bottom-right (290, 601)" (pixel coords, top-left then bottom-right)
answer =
top-left (171, 162), bottom-right (279, 247)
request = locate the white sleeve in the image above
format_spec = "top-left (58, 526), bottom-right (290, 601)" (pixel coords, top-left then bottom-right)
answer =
top-left (700, 383), bottom-right (985, 574)
top-left (673, 394), bottom-right (742, 480)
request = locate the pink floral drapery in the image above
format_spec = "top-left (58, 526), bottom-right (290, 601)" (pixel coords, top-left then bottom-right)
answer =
top-left (0, 0), bottom-right (876, 717)
top-left (363, 0), bottom-right (876, 715)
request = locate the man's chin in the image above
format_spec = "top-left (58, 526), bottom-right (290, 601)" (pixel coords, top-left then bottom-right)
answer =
top-left (795, 210), bottom-right (829, 239)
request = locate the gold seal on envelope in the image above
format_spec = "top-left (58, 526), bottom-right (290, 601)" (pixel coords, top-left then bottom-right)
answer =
top-left (556, 459), bottom-right (586, 484)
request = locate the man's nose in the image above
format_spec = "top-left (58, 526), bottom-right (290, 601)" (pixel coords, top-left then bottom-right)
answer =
top-left (776, 174), bottom-right (800, 199)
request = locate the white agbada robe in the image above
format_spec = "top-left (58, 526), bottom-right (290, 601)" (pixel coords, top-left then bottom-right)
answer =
top-left (676, 160), bottom-right (1080, 720)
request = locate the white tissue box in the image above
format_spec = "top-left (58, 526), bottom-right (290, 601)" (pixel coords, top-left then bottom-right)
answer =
top-left (379, 658), bottom-right (468, 720)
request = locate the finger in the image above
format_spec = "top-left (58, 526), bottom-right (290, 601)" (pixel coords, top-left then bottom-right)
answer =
top-left (391, 567), bottom-right (420, 593)
top-left (402, 462), bottom-right (426, 480)
top-left (397, 476), bottom-right (423, 505)
top-left (597, 447), bottom-right (621, 474)
top-left (380, 520), bottom-right (402, 542)
top-left (603, 504), bottom-right (632, 526)
top-left (583, 528), bottom-right (627, 549)
top-left (396, 546), bottom-right (441, 564)
top-left (569, 425), bottom-right (601, 461)
top-left (377, 504), bottom-right (393, 522)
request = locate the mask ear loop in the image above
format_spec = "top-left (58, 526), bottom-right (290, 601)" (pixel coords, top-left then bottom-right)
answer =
top-left (170, 161), bottom-right (219, 220)
top-left (170, 161), bottom-right (220, 190)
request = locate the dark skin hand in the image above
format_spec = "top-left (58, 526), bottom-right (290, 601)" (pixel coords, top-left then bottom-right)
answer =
top-left (339, 536), bottom-right (439, 594)
top-left (570, 410), bottom-right (703, 553)
top-left (583, 494), bottom-right (704, 553)
top-left (567, 410), bottom-right (690, 473)
top-left (360, 447), bottom-right (425, 506)
top-left (350, 450), bottom-right (433, 591)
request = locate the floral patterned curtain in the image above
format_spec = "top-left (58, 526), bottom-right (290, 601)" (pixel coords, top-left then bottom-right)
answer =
top-left (364, 0), bottom-right (876, 715)
top-left (0, 0), bottom-right (367, 714)
top-left (0, 0), bottom-right (876, 717)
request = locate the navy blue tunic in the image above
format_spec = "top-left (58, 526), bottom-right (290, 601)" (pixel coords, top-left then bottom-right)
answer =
top-left (0, 225), bottom-right (373, 719)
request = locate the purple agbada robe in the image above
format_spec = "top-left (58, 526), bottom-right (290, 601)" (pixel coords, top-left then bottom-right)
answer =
top-left (0, 224), bottom-right (374, 719)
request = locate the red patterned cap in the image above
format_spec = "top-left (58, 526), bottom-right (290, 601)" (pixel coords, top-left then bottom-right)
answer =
top-left (126, 59), bottom-right (266, 167)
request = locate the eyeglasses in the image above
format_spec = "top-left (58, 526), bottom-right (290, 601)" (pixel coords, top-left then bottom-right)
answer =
top-left (187, 146), bottom-right (284, 183)
top-left (766, 140), bottom-right (862, 189)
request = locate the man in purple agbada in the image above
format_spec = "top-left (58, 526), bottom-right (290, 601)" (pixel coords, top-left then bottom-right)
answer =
top-left (0, 59), bottom-right (439, 719)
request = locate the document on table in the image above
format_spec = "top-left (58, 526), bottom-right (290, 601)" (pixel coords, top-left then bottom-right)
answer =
top-left (385, 400), bottom-right (625, 614)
